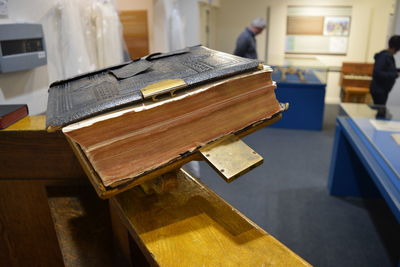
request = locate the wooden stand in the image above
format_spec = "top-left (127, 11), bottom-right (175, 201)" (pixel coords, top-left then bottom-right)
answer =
top-left (0, 116), bottom-right (87, 267)
top-left (343, 86), bottom-right (371, 103)
top-left (110, 169), bottom-right (309, 266)
top-left (0, 116), bottom-right (310, 266)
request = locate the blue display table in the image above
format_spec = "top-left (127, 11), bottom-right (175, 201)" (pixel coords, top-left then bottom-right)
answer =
top-left (271, 69), bottom-right (326, 131)
top-left (328, 104), bottom-right (400, 222)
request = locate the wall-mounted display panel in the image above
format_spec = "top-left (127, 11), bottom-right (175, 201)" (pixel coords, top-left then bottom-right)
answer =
top-left (0, 23), bottom-right (47, 73)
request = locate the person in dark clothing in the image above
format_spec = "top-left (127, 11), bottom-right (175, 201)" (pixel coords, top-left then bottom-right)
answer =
top-left (233, 18), bottom-right (266, 59)
top-left (370, 35), bottom-right (400, 106)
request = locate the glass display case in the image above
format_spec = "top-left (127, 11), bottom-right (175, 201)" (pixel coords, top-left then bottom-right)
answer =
top-left (269, 57), bottom-right (327, 131)
top-left (271, 57), bottom-right (328, 84)
top-left (329, 103), bottom-right (400, 222)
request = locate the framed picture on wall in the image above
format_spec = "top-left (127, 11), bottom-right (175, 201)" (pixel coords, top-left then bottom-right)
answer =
top-left (323, 16), bottom-right (350, 36)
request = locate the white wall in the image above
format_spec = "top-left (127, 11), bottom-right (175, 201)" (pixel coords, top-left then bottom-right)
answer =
top-left (268, 0), bottom-right (395, 103)
top-left (215, 0), bottom-right (268, 58)
top-left (0, 0), bottom-right (62, 115)
top-left (213, 0), bottom-right (395, 104)
top-left (0, 0), bottom-right (131, 115)
top-left (178, 0), bottom-right (201, 47)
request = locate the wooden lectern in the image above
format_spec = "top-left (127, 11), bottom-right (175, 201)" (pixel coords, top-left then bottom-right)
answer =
top-left (0, 116), bottom-right (310, 266)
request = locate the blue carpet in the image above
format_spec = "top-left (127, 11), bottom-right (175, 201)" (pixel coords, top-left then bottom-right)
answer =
top-left (187, 104), bottom-right (399, 267)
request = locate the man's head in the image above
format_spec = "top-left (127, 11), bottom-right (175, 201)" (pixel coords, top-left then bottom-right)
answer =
top-left (249, 18), bottom-right (266, 35)
top-left (388, 35), bottom-right (400, 53)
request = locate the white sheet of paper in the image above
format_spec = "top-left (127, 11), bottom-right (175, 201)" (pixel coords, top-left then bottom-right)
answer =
top-left (392, 134), bottom-right (400, 145)
top-left (370, 119), bottom-right (400, 132)
top-left (329, 37), bottom-right (348, 53)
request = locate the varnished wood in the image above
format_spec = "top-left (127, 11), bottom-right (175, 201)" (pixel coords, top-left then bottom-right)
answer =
top-left (119, 10), bottom-right (149, 59)
top-left (0, 116), bottom-right (86, 180)
top-left (341, 62), bottom-right (373, 76)
top-left (110, 169), bottom-right (310, 267)
top-left (340, 77), bottom-right (371, 88)
top-left (343, 86), bottom-right (370, 103)
top-left (0, 180), bottom-right (65, 267)
top-left (110, 201), bottom-right (131, 266)
top-left (0, 116), bottom-right (99, 266)
top-left (47, 186), bottom-right (116, 267)
top-left (340, 62), bottom-right (373, 103)
top-left (110, 201), bottom-right (148, 267)
top-left (1, 114), bottom-right (308, 267)
top-left (1, 115), bottom-right (46, 131)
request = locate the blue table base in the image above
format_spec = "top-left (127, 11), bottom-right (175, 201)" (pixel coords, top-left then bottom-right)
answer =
top-left (328, 117), bottom-right (400, 222)
top-left (271, 71), bottom-right (326, 131)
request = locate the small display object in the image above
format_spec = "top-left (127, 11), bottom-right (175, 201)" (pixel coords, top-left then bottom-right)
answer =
top-left (323, 16), bottom-right (350, 36)
top-left (271, 58), bottom-right (327, 130)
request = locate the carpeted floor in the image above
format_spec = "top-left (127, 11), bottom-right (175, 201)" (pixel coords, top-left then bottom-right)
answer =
top-left (193, 104), bottom-right (399, 267)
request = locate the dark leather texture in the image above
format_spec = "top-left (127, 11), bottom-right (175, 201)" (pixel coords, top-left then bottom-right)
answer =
top-left (46, 46), bottom-right (260, 128)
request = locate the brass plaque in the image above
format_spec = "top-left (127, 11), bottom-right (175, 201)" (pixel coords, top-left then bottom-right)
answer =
top-left (200, 135), bottom-right (263, 182)
top-left (141, 79), bottom-right (187, 101)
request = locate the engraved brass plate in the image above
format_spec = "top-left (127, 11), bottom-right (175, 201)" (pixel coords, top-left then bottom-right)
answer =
top-left (141, 79), bottom-right (187, 101)
top-left (200, 135), bottom-right (263, 182)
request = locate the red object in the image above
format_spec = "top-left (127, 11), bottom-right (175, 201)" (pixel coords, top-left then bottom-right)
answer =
top-left (0, 105), bottom-right (29, 129)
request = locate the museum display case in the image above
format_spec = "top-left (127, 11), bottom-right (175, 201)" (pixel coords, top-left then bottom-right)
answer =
top-left (329, 103), bottom-right (400, 223)
top-left (270, 58), bottom-right (328, 130)
top-left (272, 57), bottom-right (328, 84)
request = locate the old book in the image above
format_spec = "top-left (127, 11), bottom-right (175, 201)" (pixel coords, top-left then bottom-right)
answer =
top-left (46, 46), bottom-right (262, 130)
top-left (46, 46), bottom-right (283, 197)
top-left (0, 104), bottom-right (28, 129)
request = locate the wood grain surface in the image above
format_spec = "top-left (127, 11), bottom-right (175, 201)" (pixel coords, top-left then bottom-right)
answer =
top-left (111, 169), bottom-right (310, 267)
top-left (0, 180), bottom-right (65, 267)
top-left (1, 115), bottom-right (308, 267)
top-left (47, 186), bottom-right (117, 267)
top-left (0, 115), bottom-right (86, 180)
top-left (119, 10), bottom-right (149, 59)
top-left (68, 115), bottom-right (281, 199)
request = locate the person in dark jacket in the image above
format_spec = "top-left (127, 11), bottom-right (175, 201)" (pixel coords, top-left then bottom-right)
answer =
top-left (370, 35), bottom-right (400, 105)
top-left (233, 18), bottom-right (266, 59)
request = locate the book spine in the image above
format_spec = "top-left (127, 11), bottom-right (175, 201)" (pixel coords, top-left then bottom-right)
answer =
top-left (0, 106), bottom-right (28, 129)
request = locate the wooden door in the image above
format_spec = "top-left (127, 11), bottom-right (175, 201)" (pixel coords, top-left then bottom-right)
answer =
top-left (119, 10), bottom-right (149, 59)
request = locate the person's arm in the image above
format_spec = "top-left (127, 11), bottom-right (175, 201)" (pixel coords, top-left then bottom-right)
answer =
top-left (233, 34), bottom-right (250, 57)
top-left (374, 55), bottom-right (398, 80)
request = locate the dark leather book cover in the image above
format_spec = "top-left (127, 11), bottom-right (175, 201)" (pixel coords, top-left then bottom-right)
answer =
top-left (0, 104), bottom-right (29, 129)
top-left (46, 46), bottom-right (260, 130)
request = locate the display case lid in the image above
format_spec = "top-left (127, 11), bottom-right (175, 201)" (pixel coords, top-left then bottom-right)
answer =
top-left (271, 57), bottom-right (328, 84)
